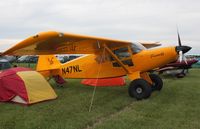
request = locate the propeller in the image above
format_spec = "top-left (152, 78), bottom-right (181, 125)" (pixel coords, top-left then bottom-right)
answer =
top-left (177, 28), bottom-right (189, 64)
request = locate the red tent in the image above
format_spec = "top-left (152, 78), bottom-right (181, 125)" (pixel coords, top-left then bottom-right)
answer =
top-left (0, 67), bottom-right (30, 102)
top-left (0, 67), bottom-right (57, 105)
top-left (81, 77), bottom-right (126, 87)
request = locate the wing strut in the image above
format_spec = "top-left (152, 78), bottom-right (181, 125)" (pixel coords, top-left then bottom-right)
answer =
top-left (103, 44), bottom-right (131, 74)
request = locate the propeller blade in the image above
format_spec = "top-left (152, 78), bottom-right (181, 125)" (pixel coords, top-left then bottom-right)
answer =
top-left (176, 27), bottom-right (190, 65)
top-left (177, 28), bottom-right (182, 46)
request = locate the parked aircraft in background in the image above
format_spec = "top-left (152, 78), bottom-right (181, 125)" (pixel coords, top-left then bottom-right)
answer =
top-left (157, 58), bottom-right (198, 78)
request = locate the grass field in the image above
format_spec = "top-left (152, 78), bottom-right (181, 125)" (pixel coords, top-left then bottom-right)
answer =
top-left (0, 69), bottom-right (200, 129)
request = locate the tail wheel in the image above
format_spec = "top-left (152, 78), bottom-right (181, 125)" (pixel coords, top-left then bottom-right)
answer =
top-left (176, 73), bottom-right (185, 78)
top-left (149, 74), bottom-right (163, 91)
top-left (128, 79), bottom-right (152, 100)
top-left (176, 69), bottom-right (186, 78)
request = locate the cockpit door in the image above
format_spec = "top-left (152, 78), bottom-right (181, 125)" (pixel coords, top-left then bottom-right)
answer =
top-left (111, 46), bottom-right (133, 67)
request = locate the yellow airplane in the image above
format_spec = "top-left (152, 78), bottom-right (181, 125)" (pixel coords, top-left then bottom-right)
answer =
top-left (2, 31), bottom-right (191, 100)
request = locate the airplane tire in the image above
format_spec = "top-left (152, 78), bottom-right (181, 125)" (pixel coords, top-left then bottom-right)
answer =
top-left (128, 79), bottom-right (152, 100)
top-left (149, 74), bottom-right (163, 91)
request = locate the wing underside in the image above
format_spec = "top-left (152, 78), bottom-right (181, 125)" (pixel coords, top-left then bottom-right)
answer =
top-left (3, 31), bottom-right (131, 55)
top-left (2, 31), bottom-right (161, 55)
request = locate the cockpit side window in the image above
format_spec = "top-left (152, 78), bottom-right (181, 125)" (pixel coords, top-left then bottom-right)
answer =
top-left (110, 47), bottom-right (134, 67)
top-left (113, 47), bottom-right (130, 59)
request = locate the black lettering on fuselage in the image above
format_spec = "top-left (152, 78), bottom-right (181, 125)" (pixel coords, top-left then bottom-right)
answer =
top-left (150, 52), bottom-right (164, 58)
top-left (62, 65), bottom-right (82, 75)
top-left (73, 66), bottom-right (78, 72)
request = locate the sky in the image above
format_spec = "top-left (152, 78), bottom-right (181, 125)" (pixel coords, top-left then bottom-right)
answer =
top-left (0, 0), bottom-right (199, 54)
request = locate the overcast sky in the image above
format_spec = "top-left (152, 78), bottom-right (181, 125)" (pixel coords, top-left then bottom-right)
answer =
top-left (0, 0), bottom-right (199, 54)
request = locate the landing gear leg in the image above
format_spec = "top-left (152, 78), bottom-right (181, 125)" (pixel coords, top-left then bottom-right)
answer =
top-left (149, 74), bottom-right (163, 91)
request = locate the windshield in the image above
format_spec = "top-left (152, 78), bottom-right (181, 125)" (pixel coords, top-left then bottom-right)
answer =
top-left (131, 42), bottom-right (146, 54)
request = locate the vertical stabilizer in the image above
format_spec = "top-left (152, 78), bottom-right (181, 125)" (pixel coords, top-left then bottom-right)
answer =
top-left (36, 55), bottom-right (61, 72)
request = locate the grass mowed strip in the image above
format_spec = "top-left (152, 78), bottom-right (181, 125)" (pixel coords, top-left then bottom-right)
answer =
top-left (0, 69), bottom-right (200, 129)
top-left (94, 69), bottom-right (200, 129)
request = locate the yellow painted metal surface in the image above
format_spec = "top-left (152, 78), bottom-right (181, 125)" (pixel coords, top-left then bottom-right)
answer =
top-left (36, 55), bottom-right (61, 71)
top-left (3, 31), bottom-right (179, 81)
top-left (131, 47), bottom-right (178, 72)
top-left (36, 54), bottom-right (127, 79)
top-left (3, 31), bottom-right (131, 55)
top-left (2, 31), bottom-right (160, 56)
top-left (140, 72), bottom-right (153, 84)
top-left (128, 71), bottom-right (141, 80)
top-left (35, 46), bottom-right (178, 79)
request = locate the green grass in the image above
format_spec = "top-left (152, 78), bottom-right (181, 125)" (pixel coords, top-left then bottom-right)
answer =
top-left (0, 68), bottom-right (200, 129)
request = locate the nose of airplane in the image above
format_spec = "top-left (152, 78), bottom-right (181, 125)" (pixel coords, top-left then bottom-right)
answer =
top-left (175, 46), bottom-right (191, 54)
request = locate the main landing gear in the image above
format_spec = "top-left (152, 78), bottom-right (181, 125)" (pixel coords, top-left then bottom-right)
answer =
top-left (128, 74), bottom-right (163, 100)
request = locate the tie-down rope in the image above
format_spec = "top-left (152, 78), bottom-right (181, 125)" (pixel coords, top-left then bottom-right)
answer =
top-left (88, 47), bottom-right (106, 112)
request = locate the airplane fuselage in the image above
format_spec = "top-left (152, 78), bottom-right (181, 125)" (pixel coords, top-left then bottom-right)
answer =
top-left (54, 46), bottom-right (178, 79)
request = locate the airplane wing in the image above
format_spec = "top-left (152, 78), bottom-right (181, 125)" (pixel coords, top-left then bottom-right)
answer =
top-left (2, 31), bottom-right (133, 55)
